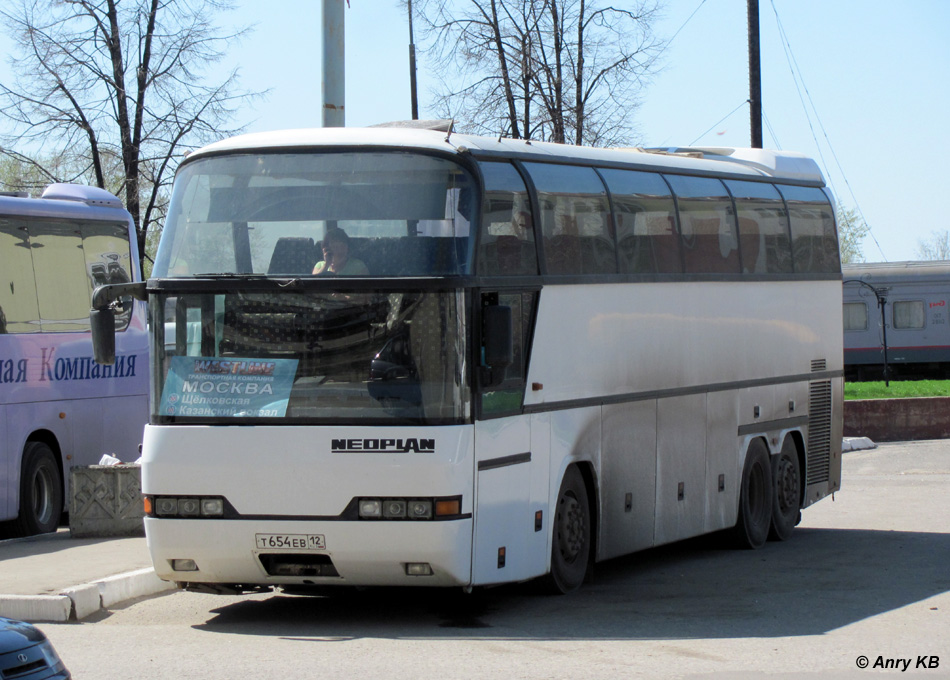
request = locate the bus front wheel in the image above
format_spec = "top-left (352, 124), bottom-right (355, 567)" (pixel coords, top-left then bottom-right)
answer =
top-left (733, 439), bottom-right (772, 549)
top-left (544, 465), bottom-right (591, 594)
top-left (14, 442), bottom-right (63, 537)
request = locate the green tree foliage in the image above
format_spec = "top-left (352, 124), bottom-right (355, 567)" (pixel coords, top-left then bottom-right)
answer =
top-left (837, 205), bottom-right (870, 264)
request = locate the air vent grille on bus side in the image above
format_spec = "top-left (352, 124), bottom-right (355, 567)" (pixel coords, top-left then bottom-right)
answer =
top-left (811, 359), bottom-right (827, 372)
top-left (806, 380), bottom-right (832, 486)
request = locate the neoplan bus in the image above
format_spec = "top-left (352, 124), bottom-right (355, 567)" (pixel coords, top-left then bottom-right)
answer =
top-left (1, 184), bottom-right (147, 537)
top-left (91, 127), bottom-right (843, 594)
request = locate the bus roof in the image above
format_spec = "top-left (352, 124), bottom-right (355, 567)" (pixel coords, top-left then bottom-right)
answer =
top-left (0, 184), bottom-right (131, 223)
top-left (187, 127), bottom-right (827, 185)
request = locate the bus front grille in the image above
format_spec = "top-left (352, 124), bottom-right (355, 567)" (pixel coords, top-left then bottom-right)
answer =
top-left (258, 553), bottom-right (340, 577)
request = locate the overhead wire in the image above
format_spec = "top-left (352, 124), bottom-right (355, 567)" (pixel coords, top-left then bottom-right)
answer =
top-left (689, 100), bottom-right (750, 146)
top-left (666, 0), bottom-right (709, 49)
top-left (762, 110), bottom-right (782, 149)
top-left (768, 0), bottom-right (886, 261)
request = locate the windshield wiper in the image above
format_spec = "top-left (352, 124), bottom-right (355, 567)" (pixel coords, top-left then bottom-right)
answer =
top-left (192, 272), bottom-right (268, 278)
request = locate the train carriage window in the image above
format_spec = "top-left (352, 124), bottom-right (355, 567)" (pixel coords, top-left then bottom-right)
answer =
top-left (893, 300), bottom-right (925, 329)
top-left (665, 175), bottom-right (740, 274)
top-left (777, 186), bottom-right (840, 274)
top-left (843, 302), bottom-right (868, 331)
top-left (524, 163), bottom-right (616, 276)
top-left (476, 162), bottom-right (538, 276)
top-left (599, 168), bottom-right (681, 274)
top-left (724, 180), bottom-right (792, 274)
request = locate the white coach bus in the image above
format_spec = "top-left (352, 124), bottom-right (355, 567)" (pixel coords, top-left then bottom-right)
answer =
top-left (91, 127), bottom-right (843, 594)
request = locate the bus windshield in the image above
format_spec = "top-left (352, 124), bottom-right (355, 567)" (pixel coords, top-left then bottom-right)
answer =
top-left (153, 152), bottom-right (477, 278)
top-left (151, 288), bottom-right (470, 424)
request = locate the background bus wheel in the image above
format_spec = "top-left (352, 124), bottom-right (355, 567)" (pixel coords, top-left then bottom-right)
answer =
top-left (544, 465), bottom-right (591, 594)
top-left (733, 439), bottom-right (772, 549)
top-left (769, 437), bottom-right (801, 542)
top-left (14, 442), bottom-right (63, 537)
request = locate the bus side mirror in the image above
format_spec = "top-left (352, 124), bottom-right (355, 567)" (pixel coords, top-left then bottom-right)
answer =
top-left (91, 307), bottom-right (117, 365)
top-left (90, 281), bottom-right (146, 366)
top-left (482, 305), bottom-right (513, 387)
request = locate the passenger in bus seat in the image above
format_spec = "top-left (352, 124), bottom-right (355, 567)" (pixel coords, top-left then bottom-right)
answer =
top-left (312, 227), bottom-right (369, 276)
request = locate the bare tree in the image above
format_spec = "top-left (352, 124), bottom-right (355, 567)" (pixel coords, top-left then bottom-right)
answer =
top-left (412, 0), bottom-right (663, 147)
top-left (0, 0), bottom-right (259, 275)
top-left (916, 229), bottom-right (950, 261)
top-left (837, 205), bottom-right (870, 265)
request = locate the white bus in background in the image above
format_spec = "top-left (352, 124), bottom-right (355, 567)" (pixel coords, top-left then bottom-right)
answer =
top-left (92, 127), bottom-right (843, 594)
top-left (0, 185), bottom-right (148, 536)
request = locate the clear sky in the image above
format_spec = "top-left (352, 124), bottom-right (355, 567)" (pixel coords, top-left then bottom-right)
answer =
top-left (2, 1), bottom-right (947, 262)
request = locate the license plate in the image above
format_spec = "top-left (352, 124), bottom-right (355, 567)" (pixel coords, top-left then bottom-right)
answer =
top-left (255, 533), bottom-right (326, 550)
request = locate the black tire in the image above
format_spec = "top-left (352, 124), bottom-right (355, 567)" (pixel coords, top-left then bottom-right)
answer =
top-left (14, 442), bottom-right (63, 537)
top-left (769, 437), bottom-right (802, 542)
top-left (544, 465), bottom-right (591, 594)
top-left (733, 439), bottom-right (773, 549)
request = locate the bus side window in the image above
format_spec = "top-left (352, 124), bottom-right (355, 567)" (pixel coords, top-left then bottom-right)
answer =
top-left (476, 161), bottom-right (538, 277)
top-left (665, 175), bottom-right (740, 275)
top-left (599, 168), bottom-right (681, 275)
top-left (724, 180), bottom-right (792, 275)
top-left (524, 163), bottom-right (616, 276)
top-left (778, 185), bottom-right (840, 274)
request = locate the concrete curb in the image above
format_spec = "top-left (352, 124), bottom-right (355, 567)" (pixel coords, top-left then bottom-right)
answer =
top-left (0, 568), bottom-right (177, 623)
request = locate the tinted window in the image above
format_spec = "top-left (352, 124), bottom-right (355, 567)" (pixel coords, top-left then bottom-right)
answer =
top-left (156, 152), bottom-right (477, 278)
top-left (778, 186), bottom-right (839, 274)
top-left (524, 163), bottom-right (616, 276)
top-left (476, 162), bottom-right (538, 276)
top-left (665, 175), bottom-right (740, 274)
top-left (480, 290), bottom-right (537, 416)
top-left (600, 169), bottom-right (681, 274)
top-left (724, 180), bottom-right (792, 274)
top-left (0, 218), bottom-right (133, 333)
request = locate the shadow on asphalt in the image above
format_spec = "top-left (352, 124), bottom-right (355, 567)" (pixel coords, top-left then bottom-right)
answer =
top-left (193, 526), bottom-right (950, 640)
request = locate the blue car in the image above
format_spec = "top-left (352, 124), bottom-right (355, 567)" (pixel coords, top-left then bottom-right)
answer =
top-left (0, 617), bottom-right (70, 679)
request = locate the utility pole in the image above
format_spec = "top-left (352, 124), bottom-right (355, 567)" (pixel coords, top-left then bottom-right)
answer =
top-left (747, 0), bottom-right (762, 148)
top-left (408, 0), bottom-right (419, 120)
top-left (322, 0), bottom-right (345, 127)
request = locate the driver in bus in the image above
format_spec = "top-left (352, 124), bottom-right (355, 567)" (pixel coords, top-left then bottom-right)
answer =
top-left (312, 227), bottom-right (369, 276)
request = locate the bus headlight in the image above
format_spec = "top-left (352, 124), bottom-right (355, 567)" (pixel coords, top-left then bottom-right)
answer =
top-left (146, 495), bottom-right (227, 518)
top-left (358, 499), bottom-right (383, 518)
top-left (356, 496), bottom-right (461, 520)
top-left (408, 500), bottom-right (432, 519)
top-left (383, 499), bottom-right (407, 518)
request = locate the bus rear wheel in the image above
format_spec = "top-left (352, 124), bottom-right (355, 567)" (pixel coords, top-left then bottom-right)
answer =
top-left (544, 465), bottom-right (591, 594)
top-left (733, 439), bottom-right (772, 549)
top-left (14, 442), bottom-right (63, 537)
top-left (769, 437), bottom-right (801, 541)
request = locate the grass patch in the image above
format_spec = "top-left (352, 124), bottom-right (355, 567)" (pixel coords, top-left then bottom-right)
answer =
top-left (844, 380), bottom-right (950, 400)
